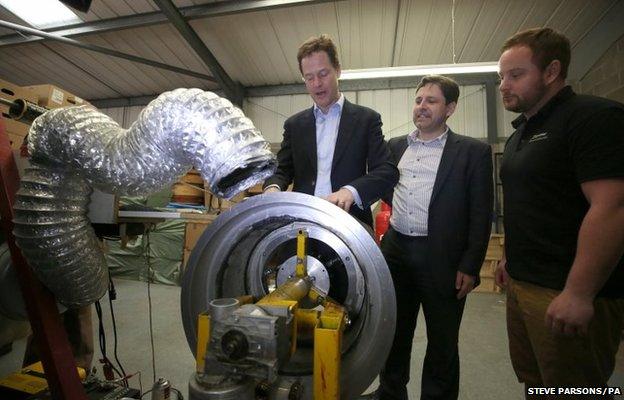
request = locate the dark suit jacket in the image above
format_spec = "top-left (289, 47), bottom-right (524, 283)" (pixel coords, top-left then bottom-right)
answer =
top-left (384, 130), bottom-right (494, 293)
top-left (264, 99), bottom-right (399, 227)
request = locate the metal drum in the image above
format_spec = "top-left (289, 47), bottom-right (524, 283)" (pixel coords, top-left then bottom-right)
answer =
top-left (181, 192), bottom-right (396, 399)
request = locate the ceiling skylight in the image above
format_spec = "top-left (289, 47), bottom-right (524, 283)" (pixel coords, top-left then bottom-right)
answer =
top-left (0, 0), bottom-right (83, 29)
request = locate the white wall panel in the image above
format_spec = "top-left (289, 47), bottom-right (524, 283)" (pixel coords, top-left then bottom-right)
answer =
top-left (448, 85), bottom-right (487, 139)
top-left (243, 94), bottom-right (311, 143)
top-left (495, 90), bottom-right (519, 140)
top-left (243, 92), bottom-right (357, 143)
top-left (100, 107), bottom-right (125, 127)
top-left (358, 88), bottom-right (413, 139)
top-left (100, 105), bottom-right (144, 129)
top-left (99, 87), bottom-right (487, 143)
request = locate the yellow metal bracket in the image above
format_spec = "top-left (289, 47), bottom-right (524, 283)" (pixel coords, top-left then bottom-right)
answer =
top-left (313, 303), bottom-right (346, 400)
top-left (195, 311), bottom-right (211, 374)
top-left (295, 229), bottom-right (308, 277)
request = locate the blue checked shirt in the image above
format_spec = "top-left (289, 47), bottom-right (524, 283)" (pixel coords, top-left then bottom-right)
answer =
top-left (390, 128), bottom-right (448, 236)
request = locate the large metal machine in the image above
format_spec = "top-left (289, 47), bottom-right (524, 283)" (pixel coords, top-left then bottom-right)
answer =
top-left (1, 89), bottom-right (395, 399)
top-left (182, 192), bottom-right (396, 399)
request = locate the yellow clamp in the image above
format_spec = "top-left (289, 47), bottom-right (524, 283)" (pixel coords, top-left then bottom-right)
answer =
top-left (295, 229), bottom-right (308, 277)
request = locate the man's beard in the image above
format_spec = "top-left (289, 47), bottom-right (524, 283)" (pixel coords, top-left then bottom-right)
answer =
top-left (504, 79), bottom-right (547, 114)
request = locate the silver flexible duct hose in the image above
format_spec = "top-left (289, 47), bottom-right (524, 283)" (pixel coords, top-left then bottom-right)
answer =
top-left (12, 89), bottom-right (277, 308)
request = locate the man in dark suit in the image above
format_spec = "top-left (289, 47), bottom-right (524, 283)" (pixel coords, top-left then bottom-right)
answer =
top-left (263, 34), bottom-right (398, 227)
top-left (372, 75), bottom-right (493, 400)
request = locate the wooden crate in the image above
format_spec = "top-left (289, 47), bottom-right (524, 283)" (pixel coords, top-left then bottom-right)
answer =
top-left (476, 234), bottom-right (505, 293)
top-left (474, 276), bottom-right (501, 293)
top-left (181, 220), bottom-right (212, 272)
top-left (203, 188), bottom-right (246, 212)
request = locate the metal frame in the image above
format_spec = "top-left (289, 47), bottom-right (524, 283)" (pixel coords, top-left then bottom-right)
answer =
top-left (154, 0), bottom-right (243, 104)
top-left (0, 117), bottom-right (87, 399)
top-left (0, 0), bottom-right (344, 48)
top-left (0, 20), bottom-right (217, 83)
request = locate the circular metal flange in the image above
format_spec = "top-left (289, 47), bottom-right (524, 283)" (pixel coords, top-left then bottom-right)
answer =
top-left (246, 221), bottom-right (365, 315)
top-left (275, 256), bottom-right (330, 296)
top-left (181, 192), bottom-right (396, 399)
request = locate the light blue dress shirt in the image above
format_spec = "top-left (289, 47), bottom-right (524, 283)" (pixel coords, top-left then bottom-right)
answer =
top-left (312, 94), bottom-right (361, 207)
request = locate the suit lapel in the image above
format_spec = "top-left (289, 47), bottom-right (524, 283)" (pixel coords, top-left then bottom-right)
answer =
top-left (301, 107), bottom-right (317, 170)
top-left (331, 100), bottom-right (356, 172)
top-left (393, 137), bottom-right (409, 163)
top-left (430, 130), bottom-right (460, 204)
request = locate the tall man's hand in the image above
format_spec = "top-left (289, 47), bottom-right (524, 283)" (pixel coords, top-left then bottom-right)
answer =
top-left (545, 290), bottom-right (594, 336)
top-left (325, 188), bottom-right (354, 211)
top-left (455, 271), bottom-right (476, 299)
top-left (263, 186), bottom-right (281, 194)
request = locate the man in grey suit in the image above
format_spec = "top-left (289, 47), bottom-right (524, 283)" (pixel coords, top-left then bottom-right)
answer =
top-left (371, 75), bottom-right (493, 400)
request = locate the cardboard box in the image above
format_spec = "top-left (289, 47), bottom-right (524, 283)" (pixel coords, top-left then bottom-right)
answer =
top-left (7, 132), bottom-right (26, 150)
top-left (0, 78), bottom-right (38, 115)
top-left (26, 84), bottom-right (87, 109)
top-left (182, 221), bottom-right (212, 271)
top-left (2, 117), bottom-right (30, 137)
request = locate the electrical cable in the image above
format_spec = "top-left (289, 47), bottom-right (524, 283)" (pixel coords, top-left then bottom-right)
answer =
top-left (107, 275), bottom-right (128, 387)
top-left (94, 300), bottom-right (123, 380)
top-left (451, 0), bottom-right (456, 64)
top-left (172, 387), bottom-right (184, 399)
top-left (144, 226), bottom-right (157, 383)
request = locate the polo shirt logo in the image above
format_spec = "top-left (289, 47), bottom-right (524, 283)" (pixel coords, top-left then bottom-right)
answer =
top-left (529, 132), bottom-right (549, 143)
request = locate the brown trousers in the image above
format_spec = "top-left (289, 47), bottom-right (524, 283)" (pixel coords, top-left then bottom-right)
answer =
top-left (506, 278), bottom-right (624, 399)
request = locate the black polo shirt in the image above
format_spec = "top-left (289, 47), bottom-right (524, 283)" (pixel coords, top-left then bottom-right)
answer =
top-left (500, 86), bottom-right (624, 298)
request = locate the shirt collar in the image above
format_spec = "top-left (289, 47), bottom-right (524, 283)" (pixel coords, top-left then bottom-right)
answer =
top-left (314, 93), bottom-right (344, 119)
top-left (407, 127), bottom-right (449, 146)
top-left (511, 85), bottom-right (575, 129)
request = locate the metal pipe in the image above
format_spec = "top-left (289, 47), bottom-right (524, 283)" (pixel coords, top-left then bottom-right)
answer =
top-left (12, 88), bottom-right (276, 307)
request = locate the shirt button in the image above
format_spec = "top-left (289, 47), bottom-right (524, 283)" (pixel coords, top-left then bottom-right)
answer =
top-left (412, 175), bottom-right (416, 178)
top-left (417, 158), bottom-right (420, 161)
top-left (409, 212), bottom-right (413, 215)
top-left (409, 192), bottom-right (413, 196)
top-left (311, 180), bottom-right (315, 185)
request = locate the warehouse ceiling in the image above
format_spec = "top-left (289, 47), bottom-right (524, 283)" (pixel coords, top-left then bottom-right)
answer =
top-left (0, 0), bottom-right (622, 105)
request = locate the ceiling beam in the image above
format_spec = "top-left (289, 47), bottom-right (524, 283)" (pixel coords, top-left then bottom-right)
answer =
top-left (246, 73), bottom-right (500, 97)
top-left (153, 0), bottom-right (243, 105)
top-left (568, 0), bottom-right (624, 81)
top-left (0, 0), bottom-right (343, 48)
top-left (0, 19), bottom-right (217, 83)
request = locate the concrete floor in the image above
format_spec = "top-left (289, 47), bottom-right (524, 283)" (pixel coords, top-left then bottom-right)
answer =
top-left (1, 278), bottom-right (622, 399)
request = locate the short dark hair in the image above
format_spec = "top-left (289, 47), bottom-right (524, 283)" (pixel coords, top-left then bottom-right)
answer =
top-left (416, 75), bottom-right (460, 104)
top-left (501, 27), bottom-right (571, 79)
top-left (297, 34), bottom-right (341, 74)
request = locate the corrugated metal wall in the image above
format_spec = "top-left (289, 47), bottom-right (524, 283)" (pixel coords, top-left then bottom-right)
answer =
top-left (100, 85), bottom-right (496, 142)
top-left (245, 85), bottom-right (488, 142)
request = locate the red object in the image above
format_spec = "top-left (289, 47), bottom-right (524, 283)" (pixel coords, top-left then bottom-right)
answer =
top-left (0, 117), bottom-right (87, 399)
top-left (375, 201), bottom-right (391, 244)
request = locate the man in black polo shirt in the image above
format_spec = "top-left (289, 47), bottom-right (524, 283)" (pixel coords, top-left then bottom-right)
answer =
top-left (495, 27), bottom-right (624, 393)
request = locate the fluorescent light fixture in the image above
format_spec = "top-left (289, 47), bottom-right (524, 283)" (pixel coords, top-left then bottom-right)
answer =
top-left (339, 62), bottom-right (499, 80)
top-left (0, 0), bottom-right (82, 29)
